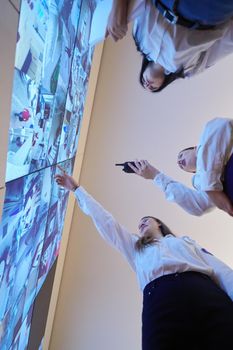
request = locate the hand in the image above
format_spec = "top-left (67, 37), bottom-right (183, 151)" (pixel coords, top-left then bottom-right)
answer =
top-left (55, 165), bottom-right (79, 192)
top-left (206, 190), bottom-right (233, 217)
top-left (128, 160), bottom-right (160, 180)
top-left (106, 0), bottom-right (128, 42)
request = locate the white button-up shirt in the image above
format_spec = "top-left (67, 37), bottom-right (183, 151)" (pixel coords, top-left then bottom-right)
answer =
top-left (154, 173), bottom-right (214, 216)
top-left (130, 0), bottom-right (233, 76)
top-left (154, 118), bottom-right (233, 216)
top-left (75, 186), bottom-right (233, 300)
top-left (193, 117), bottom-right (233, 191)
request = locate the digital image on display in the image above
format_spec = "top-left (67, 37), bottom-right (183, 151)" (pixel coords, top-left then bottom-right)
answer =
top-left (57, 0), bottom-right (95, 163)
top-left (9, 304), bottom-right (33, 350)
top-left (7, 68), bottom-right (39, 182)
top-left (6, 0), bottom-right (84, 182)
top-left (37, 158), bottom-right (75, 291)
top-left (0, 157), bottom-right (75, 349)
top-left (0, 0), bottom-right (100, 348)
top-left (57, 44), bottom-right (94, 163)
top-left (0, 167), bottom-right (53, 348)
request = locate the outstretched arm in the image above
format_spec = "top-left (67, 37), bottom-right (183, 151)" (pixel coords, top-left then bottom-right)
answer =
top-left (128, 160), bottom-right (215, 216)
top-left (55, 166), bottom-right (136, 269)
top-left (106, 0), bottom-right (129, 41)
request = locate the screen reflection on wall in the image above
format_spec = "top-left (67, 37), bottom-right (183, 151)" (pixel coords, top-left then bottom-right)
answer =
top-left (0, 0), bottom-right (98, 348)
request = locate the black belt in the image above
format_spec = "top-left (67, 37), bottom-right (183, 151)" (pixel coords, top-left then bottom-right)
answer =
top-left (154, 0), bottom-right (216, 30)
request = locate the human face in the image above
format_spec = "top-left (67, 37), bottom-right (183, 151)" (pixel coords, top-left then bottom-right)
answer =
top-left (138, 217), bottom-right (163, 240)
top-left (177, 148), bottom-right (197, 173)
top-left (142, 62), bottom-right (165, 92)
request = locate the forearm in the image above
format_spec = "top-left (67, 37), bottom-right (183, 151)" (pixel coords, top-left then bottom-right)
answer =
top-left (206, 190), bottom-right (233, 216)
top-left (74, 187), bottom-right (136, 268)
top-left (111, 0), bottom-right (130, 23)
top-left (112, 0), bottom-right (130, 11)
top-left (107, 0), bottom-right (130, 41)
top-left (154, 173), bottom-right (214, 216)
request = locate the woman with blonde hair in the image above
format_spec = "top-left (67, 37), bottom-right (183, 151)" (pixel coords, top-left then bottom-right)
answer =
top-left (55, 168), bottom-right (233, 350)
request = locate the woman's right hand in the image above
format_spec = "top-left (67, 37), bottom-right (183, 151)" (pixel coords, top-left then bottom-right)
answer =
top-left (55, 165), bottom-right (79, 192)
top-left (106, 0), bottom-right (129, 42)
top-left (128, 160), bottom-right (160, 180)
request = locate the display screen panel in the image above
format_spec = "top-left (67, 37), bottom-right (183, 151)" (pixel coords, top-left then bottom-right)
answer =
top-left (0, 0), bottom-right (100, 348)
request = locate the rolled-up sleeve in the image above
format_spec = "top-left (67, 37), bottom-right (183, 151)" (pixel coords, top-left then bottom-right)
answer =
top-left (153, 173), bottom-right (214, 216)
top-left (194, 118), bottom-right (233, 191)
top-left (74, 186), bottom-right (137, 271)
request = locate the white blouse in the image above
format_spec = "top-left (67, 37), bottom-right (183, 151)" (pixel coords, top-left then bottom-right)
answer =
top-left (130, 0), bottom-right (233, 76)
top-left (193, 117), bottom-right (233, 191)
top-left (154, 173), bottom-right (214, 216)
top-left (74, 186), bottom-right (233, 300)
top-left (154, 117), bottom-right (233, 216)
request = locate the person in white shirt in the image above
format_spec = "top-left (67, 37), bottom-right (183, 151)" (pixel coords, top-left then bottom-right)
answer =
top-left (152, 0), bottom-right (233, 28)
top-left (107, 0), bottom-right (233, 92)
top-left (130, 117), bottom-right (233, 216)
top-left (55, 167), bottom-right (233, 350)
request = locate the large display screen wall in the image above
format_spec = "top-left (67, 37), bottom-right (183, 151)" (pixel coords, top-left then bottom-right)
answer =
top-left (0, 1), bottom-right (98, 349)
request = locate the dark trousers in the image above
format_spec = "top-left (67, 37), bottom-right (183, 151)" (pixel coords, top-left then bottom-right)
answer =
top-left (142, 272), bottom-right (233, 350)
top-left (154, 0), bottom-right (233, 25)
top-left (223, 153), bottom-right (233, 204)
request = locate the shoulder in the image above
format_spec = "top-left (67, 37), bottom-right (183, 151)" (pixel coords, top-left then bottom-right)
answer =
top-left (164, 235), bottom-right (196, 247)
top-left (204, 117), bottom-right (233, 132)
top-left (180, 235), bottom-right (196, 244)
top-left (197, 117), bottom-right (233, 148)
top-left (132, 233), bottom-right (140, 242)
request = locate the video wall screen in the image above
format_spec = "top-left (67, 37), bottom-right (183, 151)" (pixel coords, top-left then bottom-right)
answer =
top-left (0, 0), bottom-right (101, 348)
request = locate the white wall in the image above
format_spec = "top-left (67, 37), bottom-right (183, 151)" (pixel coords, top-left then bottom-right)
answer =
top-left (49, 29), bottom-right (233, 350)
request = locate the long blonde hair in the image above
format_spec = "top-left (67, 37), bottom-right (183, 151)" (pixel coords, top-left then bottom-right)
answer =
top-left (135, 217), bottom-right (175, 252)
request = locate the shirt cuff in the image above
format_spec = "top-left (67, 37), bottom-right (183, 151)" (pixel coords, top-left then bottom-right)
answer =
top-left (198, 171), bottom-right (223, 191)
top-left (74, 186), bottom-right (86, 199)
top-left (153, 172), bottom-right (173, 190)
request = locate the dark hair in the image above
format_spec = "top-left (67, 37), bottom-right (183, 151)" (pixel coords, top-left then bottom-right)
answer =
top-left (139, 55), bottom-right (185, 92)
top-left (135, 216), bottom-right (175, 252)
top-left (179, 146), bottom-right (196, 153)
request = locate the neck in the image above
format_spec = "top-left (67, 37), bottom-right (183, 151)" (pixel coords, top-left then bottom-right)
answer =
top-left (150, 62), bottom-right (164, 74)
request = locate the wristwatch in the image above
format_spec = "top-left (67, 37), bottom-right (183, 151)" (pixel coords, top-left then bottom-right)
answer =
top-left (72, 185), bottom-right (79, 192)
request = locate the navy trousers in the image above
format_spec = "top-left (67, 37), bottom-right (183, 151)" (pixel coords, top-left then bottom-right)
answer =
top-left (154, 0), bottom-right (233, 25)
top-left (223, 153), bottom-right (233, 204)
top-left (142, 272), bottom-right (233, 350)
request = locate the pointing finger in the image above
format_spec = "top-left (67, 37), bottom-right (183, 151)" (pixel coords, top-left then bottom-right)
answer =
top-left (57, 164), bottom-right (66, 173)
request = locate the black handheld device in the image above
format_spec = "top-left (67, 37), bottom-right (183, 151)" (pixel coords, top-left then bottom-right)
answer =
top-left (115, 161), bottom-right (136, 173)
